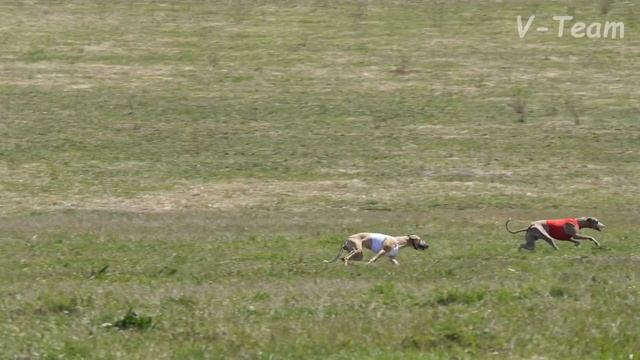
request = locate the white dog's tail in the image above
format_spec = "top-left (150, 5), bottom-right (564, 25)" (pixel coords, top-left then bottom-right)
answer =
top-left (323, 240), bottom-right (347, 263)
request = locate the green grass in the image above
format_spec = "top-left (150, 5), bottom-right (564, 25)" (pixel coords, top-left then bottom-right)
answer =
top-left (1, 0), bottom-right (639, 358)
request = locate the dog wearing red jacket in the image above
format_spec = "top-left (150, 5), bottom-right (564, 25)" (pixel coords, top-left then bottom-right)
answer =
top-left (506, 217), bottom-right (605, 250)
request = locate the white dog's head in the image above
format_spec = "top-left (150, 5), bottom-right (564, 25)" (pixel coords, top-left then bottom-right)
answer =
top-left (408, 235), bottom-right (429, 250)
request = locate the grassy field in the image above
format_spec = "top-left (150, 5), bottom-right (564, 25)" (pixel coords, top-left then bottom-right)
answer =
top-left (1, 0), bottom-right (640, 358)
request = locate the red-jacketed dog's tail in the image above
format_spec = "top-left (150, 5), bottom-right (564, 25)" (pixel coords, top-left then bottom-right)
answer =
top-left (505, 218), bottom-right (529, 234)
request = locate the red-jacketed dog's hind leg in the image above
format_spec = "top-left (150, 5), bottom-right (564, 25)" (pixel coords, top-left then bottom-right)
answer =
top-left (532, 224), bottom-right (559, 250)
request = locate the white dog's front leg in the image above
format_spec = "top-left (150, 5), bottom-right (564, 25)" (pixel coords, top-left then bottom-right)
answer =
top-left (367, 250), bottom-right (386, 264)
top-left (389, 257), bottom-right (399, 266)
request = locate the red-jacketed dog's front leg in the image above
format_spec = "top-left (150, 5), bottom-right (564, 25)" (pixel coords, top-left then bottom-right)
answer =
top-left (572, 234), bottom-right (601, 248)
top-left (567, 238), bottom-right (581, 247)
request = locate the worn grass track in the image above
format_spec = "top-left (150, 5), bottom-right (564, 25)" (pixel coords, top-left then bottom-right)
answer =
top-left (0, 1), bottom-right (639, 359)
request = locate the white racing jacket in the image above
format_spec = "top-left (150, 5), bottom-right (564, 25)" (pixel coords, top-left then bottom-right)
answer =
top-left (369, 233), bottom-right (399, 257)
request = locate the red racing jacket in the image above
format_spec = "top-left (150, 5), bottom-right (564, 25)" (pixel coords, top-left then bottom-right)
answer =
top-left (546, 218), bottom-right (580, 240)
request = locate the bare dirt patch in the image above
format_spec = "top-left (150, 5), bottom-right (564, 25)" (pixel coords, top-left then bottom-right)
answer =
top-left (0, 62), bottom-right (174, 90)
top-left (1, 177), bottom-right (613, 216)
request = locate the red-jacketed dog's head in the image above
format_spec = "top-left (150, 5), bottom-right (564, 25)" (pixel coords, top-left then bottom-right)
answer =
top-left (584, 217), bottom-right (605, 231)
